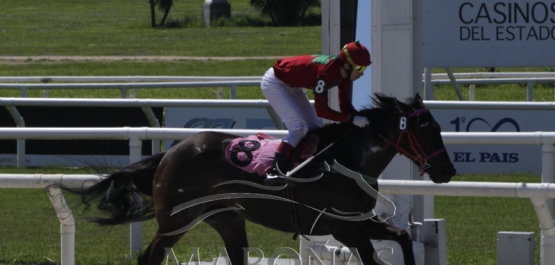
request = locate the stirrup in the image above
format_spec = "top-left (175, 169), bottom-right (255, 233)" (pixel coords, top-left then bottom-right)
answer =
top-left (264, 166), bottom-right (287, 186)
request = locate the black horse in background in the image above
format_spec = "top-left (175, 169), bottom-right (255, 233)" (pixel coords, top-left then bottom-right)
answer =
top-left (54, 93), bottom-right (456, 265)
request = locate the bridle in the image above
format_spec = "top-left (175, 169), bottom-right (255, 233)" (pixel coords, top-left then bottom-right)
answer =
top-left (290, 108), bottom-right (445, 177)
top-left (377, 108), bottom-right (446, 176)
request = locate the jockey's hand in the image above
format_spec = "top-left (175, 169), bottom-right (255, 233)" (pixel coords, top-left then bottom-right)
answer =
top-left (352, 116), bottom-right (370, 127)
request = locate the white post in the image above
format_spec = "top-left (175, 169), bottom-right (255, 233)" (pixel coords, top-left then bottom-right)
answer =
top-left (527, 82), bottom-right (534, 102)
top-left (530, 197), bottom-right (555, 265)
top-left (445, 68), bottom-right (465, 101)
top-left (140, 107), bottom-right (161, 155)
top-left (541, 143), bottom-right (555, 213)
top-left (540, 143), bottom-right (555, 265)
top-left (372, 0), bottom-right (420, 231)
top-left (5, 106), bottom-right (26, 168)
top-left (321, 0), bottom-right (340, 55)
top-left (60, 224), bottom-right (76, 265)
top-left (469, 84), bottom-right (476, 101)
top-left (217, 87), bottom-right (224, 99)
top-left (46, 186), bottom-right (75, 265)
top-left (321, 0), bottom-right (341, 119)
top-left (129, 136), bottom-right (143, 259)
top-left (424, 68), bottom-right (433, 100)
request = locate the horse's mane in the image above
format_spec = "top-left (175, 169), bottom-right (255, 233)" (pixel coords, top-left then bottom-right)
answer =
top-left (360, 93), bottom-right (424, 116)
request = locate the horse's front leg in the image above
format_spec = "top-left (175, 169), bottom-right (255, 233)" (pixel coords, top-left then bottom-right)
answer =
top-left (330, 225), bottom-right (382, 265)
top-left (362, 219), bottom-right (416, 265)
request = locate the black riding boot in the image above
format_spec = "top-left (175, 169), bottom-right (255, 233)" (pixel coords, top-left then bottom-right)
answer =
top-left (264, 141), bottom-right (294, 186)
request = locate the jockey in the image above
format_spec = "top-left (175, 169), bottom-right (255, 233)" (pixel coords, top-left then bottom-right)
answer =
top-left (261, 41), bottom-right (372, 185)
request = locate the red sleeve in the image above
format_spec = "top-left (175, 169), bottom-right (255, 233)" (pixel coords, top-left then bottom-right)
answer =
top-left (314, 94), bottom-right (351, 123)
top-left (338, 80), bottom-right (358, 115)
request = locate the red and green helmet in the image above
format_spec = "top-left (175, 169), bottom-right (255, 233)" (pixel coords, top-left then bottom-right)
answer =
top-left (338, 41), bottom-right (372, 73)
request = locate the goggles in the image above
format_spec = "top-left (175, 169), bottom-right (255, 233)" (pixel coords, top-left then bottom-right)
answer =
top-left (342, 45), bottom-right (367, 73)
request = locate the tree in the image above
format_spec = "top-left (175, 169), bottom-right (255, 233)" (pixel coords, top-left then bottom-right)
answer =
top-left (250, 0), bottom-right (320, 26)
top-left (149, 0), bottom-right (174, 28)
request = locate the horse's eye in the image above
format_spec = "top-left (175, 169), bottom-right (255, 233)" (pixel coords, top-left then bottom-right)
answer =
top-left (420, 121), bottom-right (430, 128)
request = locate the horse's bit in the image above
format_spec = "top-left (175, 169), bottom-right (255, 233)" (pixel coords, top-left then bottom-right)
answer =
top-left (380, 108), bottom-right (446, 175)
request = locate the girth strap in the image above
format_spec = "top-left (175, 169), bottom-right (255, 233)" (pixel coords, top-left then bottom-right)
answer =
top-left (286, 187), bottom-right (301, 240)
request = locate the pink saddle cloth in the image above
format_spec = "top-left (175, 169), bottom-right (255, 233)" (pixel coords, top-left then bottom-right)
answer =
top-left (225, 133), bottom-right (320, 176)
top-left (225, 134), bottom-right (280, 176)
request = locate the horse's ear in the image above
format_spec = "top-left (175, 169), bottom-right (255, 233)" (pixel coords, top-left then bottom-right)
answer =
top-left (414, 93), bottom-right (425, 107)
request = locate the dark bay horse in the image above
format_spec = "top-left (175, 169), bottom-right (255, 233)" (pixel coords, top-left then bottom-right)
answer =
top-left (57, 93), bottom-right (456, 265)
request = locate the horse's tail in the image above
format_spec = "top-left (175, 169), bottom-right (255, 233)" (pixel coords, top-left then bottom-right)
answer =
top-left (53, 152), bottom-right (166, 226)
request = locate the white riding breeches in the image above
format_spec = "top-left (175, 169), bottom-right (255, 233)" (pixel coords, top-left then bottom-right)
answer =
top-left (261, 68), bottom-right (320, 147)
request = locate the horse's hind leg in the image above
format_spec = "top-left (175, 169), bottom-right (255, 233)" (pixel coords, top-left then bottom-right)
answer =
top-left (204, 209), bottom-right (249, 265)
top-left (138, 229), bottom-right (186, 265)
top-left (139, 198), bottom-right (213, 265)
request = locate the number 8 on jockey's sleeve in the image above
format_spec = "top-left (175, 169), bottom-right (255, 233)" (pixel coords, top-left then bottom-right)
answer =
top-left (260, 41), bottom-right (372, 185)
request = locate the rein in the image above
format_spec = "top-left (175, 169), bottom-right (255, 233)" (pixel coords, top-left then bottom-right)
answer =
top-left (376, 108), bottom-right (446, 176)
top-left (286, 126), bottom-right (358, 177)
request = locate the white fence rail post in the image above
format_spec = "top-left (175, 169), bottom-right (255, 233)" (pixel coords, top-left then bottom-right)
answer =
top-left (530, 197), bottom-right (555, 265)
top-left (129, 135), bottom-right (143, 258)
top-left (46, 186), bottom-right (75, 265)
top-left (540, 142), bottom-right (555, 265)
top-left (541, 143), bottom-right (555, 212)
top-left (5, 105), bottom-right (26, 168)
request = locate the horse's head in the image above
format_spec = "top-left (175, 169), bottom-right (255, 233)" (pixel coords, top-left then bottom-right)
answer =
top-left (369, 93), bottom-right (456, 183)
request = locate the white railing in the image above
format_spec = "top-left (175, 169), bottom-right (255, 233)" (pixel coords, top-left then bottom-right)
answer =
top-left (421, 72), bottom-right (555, 101)
top-left (428, 77), bottom-right (555, 101)
top-left (0, 76), bottom-right (262, 83)
top-left (1, 129), bottom-right (555, 264)
top-left (1, 72), bottom-right (554, 83)
top-left (0, 98), bottom-right (286, 168)
top-left (0, 98), bottom-right (281, 134)
top-left (2, 72), bottom-right (555, 100)
top-left (0, 81), bottom-right (260, 99)
top-left (5, 98), bottom-right (555, 169)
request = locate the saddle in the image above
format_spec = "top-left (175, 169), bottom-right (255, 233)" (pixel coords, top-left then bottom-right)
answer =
top-left (224, 133), bottom-right (320, 176)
